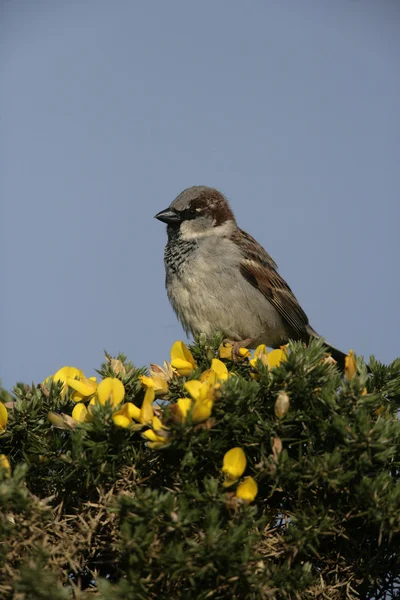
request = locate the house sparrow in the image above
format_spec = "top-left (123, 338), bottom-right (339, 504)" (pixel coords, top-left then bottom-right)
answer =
top-left (155, 186), bottom-right (346, 368)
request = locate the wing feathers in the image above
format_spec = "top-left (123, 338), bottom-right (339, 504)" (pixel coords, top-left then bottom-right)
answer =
top-left (234, 222), bottom-right (310, 341)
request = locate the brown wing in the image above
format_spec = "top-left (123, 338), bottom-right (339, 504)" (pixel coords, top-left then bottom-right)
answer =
top-left (232, 229), bottom-right (278, 270)
top-left (234, 229), bottom-right (309, 338)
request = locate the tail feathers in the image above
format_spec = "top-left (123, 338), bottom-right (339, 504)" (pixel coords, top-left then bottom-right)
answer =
top-left (324, 343), bottom-right (347, 371)
top-left (306, 325), bottom-right (370, 373)
top-left (306, 325), bottom-right (346, 371)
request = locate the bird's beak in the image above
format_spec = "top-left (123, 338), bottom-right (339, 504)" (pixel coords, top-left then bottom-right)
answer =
top-left (154, 207), bottom-right (182, 224)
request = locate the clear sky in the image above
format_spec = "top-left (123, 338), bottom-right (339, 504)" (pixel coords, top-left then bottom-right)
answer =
top-left (1, 0), bottom-right (399, 389)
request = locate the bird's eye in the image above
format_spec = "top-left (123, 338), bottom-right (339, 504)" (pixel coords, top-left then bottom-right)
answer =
top-left (181, 207), bottom-right (200, 220)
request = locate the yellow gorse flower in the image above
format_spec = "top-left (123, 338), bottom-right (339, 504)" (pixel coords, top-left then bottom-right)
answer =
top-left (176, 358), bottom-right (229, 424)
top-left (200, 359), bottom-right (229, 383)
top-left (142, 415), bottom-right (171, 449)
top-left (219, 343), bottom-right (251, 361)
top-left (184, 377), bottom-right (216, 424)
top-left (72, 402), bottom-right (92, 423)
top-left (221, 448), bottom-right (257, 502)
top-left (96, 377), bottom-right (125, 408)
top-left (139, 374), bottom-right (169, 396)
top-left (0, 401), bottom-right (8, 433)
top-left (68, 377), bottom-right (97, 403)
top-left (170, 341), bottom-right (197, 376)
top-left (112, 412), bottom-right (132, 428)
top-left (139, 386), bottom-right (156, 424)
top-left (49, 366), bottom-right (85, 396)
top-left (249, 345), bottom-right (287, 370)
top-left (236, 476), bottom-right (258, 503)
top-left (53, 366), bottom-right (85, 383)
top-left (111, 402), bottom-right (141, 428)
top-left (120, 402), bottom-right (141, 422)
top-left (192, 397), bottom-right (213, 423)
top-left (111, 387), bottom-right (156, 428)
top-left (249, 344), bottom-right (267, 367)
top-left (0, 454), bottom-right (11, 477)
top-left (67, 374), bottom-right (155, 430)
top-left (176, 397), bottom-right (192, 421)
top-left (222, 447), bottom-right (247, 487)
top-left (345, 350), bottom-right (357, 381)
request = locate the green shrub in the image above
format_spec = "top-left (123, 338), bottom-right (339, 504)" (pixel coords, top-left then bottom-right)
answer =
top-left (0, 337), bottom-right (399, 599)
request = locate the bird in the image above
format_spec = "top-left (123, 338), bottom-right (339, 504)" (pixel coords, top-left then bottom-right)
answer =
top-left (155, 186), bottom-right (347, 369)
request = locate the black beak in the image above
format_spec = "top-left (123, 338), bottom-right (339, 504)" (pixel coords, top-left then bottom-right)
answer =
top-left (154, 207), bottom-right (182, 224)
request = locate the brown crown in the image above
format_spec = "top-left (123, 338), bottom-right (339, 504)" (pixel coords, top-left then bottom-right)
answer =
top-left (182, 187), bottom-right (236, 226)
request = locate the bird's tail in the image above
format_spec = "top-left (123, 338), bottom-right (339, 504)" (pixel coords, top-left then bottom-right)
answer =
top-left (306, 326), bottom-right (370, 373)
top-left (306, 325), bottom-right (347, 371)
top-left (323, 343), bottom-right (347, 371)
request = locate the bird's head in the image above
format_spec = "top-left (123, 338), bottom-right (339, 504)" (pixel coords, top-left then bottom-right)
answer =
top-left (154, 186), bottom-right (236, 240)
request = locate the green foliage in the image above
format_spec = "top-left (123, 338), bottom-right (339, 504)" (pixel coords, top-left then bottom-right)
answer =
top-left (0, 339), bottom-right (399, 599)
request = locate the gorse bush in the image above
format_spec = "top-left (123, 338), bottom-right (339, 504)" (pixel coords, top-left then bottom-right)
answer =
top-left (0, 336), bottom-right (399, 599)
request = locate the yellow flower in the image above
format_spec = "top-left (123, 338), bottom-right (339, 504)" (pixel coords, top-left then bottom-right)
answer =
top-left (210, 358), bottom-right (229, 380)
top-left (185, 378), bottom-right (217, 402)
top-left (249, 344), bottom-right (267, 367)
top-left (199, 369), bottom-right (218, 385)
top-left (249, 344), bottom-right (268, 369)
top-left (112, 413), bottom-right (132, 428)
top-left (219, 343), bottom-right (233, 360)
top-left (86, 392), bottom-right (142, 428)
top-left (120, 402), bottom-right (141, 422)
top-left (192, 397), bottom-right (213, 423)
top-left (345, 350), bottom-right (357, 381)
top-left (0, 454), bottom-right (11, 477)
top-left (68, 377), bottom-right (97, 403)
top-left (218, 343), bottom-right (251, 361)
top-left (170, 341), bottom-right (197, 376)
top-left (53, 366), bottom-right (85, 383)
top-left (109, 401), bottom-right (141, 428)
top-left (51, 366), bottom-right (85, 396)
top-left (176, 397), bottom-right (193, 422)
top-left (185, 378), bottom-right (216, 423)
top-left (108, 390), bottom-right (154, 428)
top-left (87, 397), bottom-right (97, 417)
top-left (201, 358), bottom-right (229, 383)
top-left (72, 402), bottom-right (92, 423)
top-left (139, 386), bottom-right (155, 424)
top-left (142, 416), bottom-right (170, 449)
top-left (222, 447), bottom-right (247, 487)
top-left (139, 374), bottom-right (169, 396)
top-left (240, 347), bottom-right (251, 359)
top-left (0, 401), bottom-right (8, 432)
top-left (97, 377), bottom-right (125, 408)
top-left (236, 476), bottom-right (258, 503)
top-left (250, 345), bottom-right (287, 370)
top-left (266, 348), bottom-right (286, 368)
top-left (142, 428), bottom-right (163, 442)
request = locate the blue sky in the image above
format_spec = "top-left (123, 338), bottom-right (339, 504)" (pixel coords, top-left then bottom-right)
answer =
top-left (1, 0), bottom-right (399, 389)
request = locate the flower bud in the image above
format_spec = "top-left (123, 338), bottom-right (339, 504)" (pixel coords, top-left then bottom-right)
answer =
top-left (274, 391), bottom-right (290, 419)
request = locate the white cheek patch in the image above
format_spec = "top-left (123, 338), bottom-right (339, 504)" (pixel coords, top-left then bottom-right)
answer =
top-left (180, 219), bottom-right (236, 241)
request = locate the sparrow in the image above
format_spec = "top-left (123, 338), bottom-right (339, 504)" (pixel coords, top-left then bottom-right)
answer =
top-left (155, 186), bottom-right (347, 368)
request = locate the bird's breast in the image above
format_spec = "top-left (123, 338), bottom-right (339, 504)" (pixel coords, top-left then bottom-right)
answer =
top-left (164, 237), bottom-right (198, 275)
top-left (164, 237), bottom-right (286, 345)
